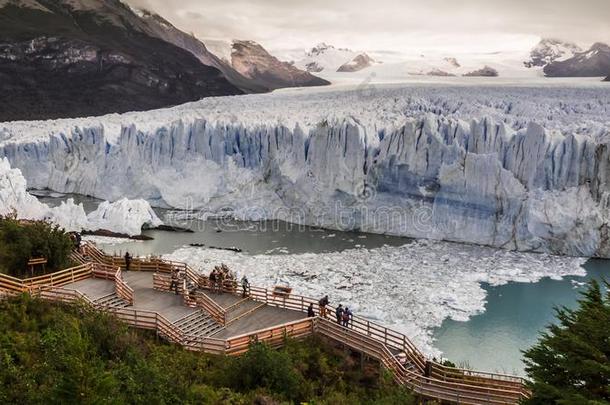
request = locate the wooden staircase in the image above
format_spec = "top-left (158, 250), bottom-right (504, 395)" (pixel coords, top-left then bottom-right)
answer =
top-left (174, 310), bottom-right (224, 338)
top-left (93, 293), bottom-right (130, 309)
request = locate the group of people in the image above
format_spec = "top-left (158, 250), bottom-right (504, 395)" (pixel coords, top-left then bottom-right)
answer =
top-left (208, 264), bottom-right (235, 293)
top-left (307, 295), bottom-right (353, 327)
top-left (68, 232), bottom-right (82, 252)
top-left (169, 267), bottom-right (186, 295)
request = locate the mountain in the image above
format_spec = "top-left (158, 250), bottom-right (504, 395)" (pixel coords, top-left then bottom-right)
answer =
top-left (544, 42), bottom-right (610, 77)
top-left (524, 38), bottom-right (582, 68)
top-left (0, 0), bottom-right (241, 122)
top-left (228, 40), bottom-right (329, 90)
top-left (130, 8), bottom-right (267, 93)
top-left (295, 43), bottom-right (359, 73)
top-left (337, 53), bottom-right (376, 72)
top-left (463, 66), bottom-right (499, 77)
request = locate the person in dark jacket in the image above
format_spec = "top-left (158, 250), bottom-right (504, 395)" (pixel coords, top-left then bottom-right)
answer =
top-left (342, 307), bottom-right (352, 327)
top-left (318, 295), bottom-right (329, 318)
top-left (124, 252), bottom-right (132, 272)
top-left (307, 303), bottom-right (315, 317)
top-left (335, 304), bottom-right (344, 324)
top-left (169, 268), bottom-right (180, 294)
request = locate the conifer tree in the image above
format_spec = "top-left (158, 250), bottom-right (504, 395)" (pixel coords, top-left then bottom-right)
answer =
top-left (523, 279), bottom-right (610, 404)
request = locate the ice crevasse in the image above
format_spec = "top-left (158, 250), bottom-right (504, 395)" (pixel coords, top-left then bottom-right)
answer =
top-left (1, 85), bottom-right (609, 256)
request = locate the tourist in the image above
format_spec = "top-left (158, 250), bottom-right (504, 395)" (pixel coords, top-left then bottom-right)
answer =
top-left (342, 307), bottom-right (352, 327)
top-left (75, 232), bottom-right (82, 252)
top-left (209, 269), bottom-right (217, 293)
top-left (318, 295), bottom-right (329, 318)
top-left (335, 304), bottom-right (344, 324)
top-left (241, 275), bottom-right (250, 297)
top-left (169, 268), bottom-right (179, 294)
top-left (217, 269), bottom-right (225, 293)
top-left (124, 251), bottom-right (132, 272)
top-left (307, 303), bottom-right (315, 317)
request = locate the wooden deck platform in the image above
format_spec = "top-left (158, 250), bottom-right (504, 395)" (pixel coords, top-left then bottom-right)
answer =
top-left (0, 242), bottom-right (530, 404)
top-left (63, 271), bottom-right (306, 338)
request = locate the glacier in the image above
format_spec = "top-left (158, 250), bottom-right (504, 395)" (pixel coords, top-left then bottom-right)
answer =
top-left (0, 158), bottom-right (161, 235)
top-left (1, 83), bottom-right (609, 256)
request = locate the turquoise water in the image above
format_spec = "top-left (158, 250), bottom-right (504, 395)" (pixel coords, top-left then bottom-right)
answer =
top-left (433, 259), bottom-right (609, 375)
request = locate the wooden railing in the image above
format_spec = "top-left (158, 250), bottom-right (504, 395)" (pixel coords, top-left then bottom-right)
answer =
top-left (77, 242), bottom-right (530, 403)
top-left (195, 291), bottom-right (227, 325)
top-left (225, 317), bottom-right (315, 356)
top-left (0, 263), bottom-right (93, 295)
top-left (115, 268), bottom-right (134, 305)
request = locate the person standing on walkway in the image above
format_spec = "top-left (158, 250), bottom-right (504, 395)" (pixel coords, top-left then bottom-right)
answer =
top-left (307, 303), bottom-right (315, 317)
top-left (318, 295), bottom-right (329, 318)
top-left (342, 307), bottom-right (352, 327)
top-left (170, 268), bottom-right (179, 294)
top-left (124, 252), bottom-right (132, 272)
top-left (241, 275), bottom-right (250, 297)
top-left (217, 270), bottom-right (225, 293)
top-left (335, 304), bottom-right (344, 324)
top-left (209, 269), bottom-right (217, 293)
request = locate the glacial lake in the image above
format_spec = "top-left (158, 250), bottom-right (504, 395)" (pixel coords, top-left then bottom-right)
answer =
top-left (37, 192), bottom-right (610, 376)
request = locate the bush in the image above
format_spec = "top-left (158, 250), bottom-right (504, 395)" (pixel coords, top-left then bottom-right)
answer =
top-left (0, 296), bottom-right (417, 404)
top-left (0, 216), bottom-right (74, 277)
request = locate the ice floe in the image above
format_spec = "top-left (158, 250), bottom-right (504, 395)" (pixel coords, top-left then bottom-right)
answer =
top-left (165, 239), bottom-right (587, 356)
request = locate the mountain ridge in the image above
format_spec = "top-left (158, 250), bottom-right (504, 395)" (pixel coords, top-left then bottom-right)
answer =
top-left (0, 0), bottom-right (242, 121)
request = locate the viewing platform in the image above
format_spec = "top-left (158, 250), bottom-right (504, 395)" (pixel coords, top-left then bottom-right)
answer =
top-left (0, 242), bottom-right (531, 405)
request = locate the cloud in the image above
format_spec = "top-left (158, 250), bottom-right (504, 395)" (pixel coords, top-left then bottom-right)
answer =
top-left (123, 0), bottom-right (610, 57)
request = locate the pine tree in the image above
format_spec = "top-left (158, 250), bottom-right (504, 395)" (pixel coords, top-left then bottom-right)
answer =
top-left (523, 279), bottom-right (610, 404)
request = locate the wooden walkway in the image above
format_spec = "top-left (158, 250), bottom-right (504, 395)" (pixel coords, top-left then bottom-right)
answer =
top-left (0, 242), bottom-right (531, 404)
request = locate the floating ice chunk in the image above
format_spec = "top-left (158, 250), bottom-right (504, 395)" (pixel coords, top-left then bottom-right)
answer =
top-left (87, 198), bottom-right (162, 236)
top-left (165, 239), bottom-right (586, 356)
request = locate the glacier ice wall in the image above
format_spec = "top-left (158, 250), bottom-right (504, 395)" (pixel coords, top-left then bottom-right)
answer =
top-left (0, 158), bottom-right (161, 235)
top-left (1, 84), bottom-right (609, 256)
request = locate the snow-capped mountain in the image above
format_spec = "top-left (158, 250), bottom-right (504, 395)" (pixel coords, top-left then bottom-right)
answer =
top-left (295, 43), bottom-right (361, 72)
top-left (211, 40), bottom-right (330, 90)
top-left (337, 53), bottom-right (376, 72)
top-left (0, 0), bottom-right (241, 121)
top-left (131, 8), bottom-right (267, 93)
top-left (524, 38), bottom-right (582, 68)
top-left (544, 42), bottom-right (610, 77)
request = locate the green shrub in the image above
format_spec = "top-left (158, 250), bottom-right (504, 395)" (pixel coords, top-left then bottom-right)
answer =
top-left (0, 296), bottom-right (416, 404)
top-left (0, 216), bottom-right (74, 277)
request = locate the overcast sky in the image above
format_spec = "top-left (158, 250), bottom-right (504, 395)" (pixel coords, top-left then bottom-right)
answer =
top-left (127, 0), bottom-right (610, 59)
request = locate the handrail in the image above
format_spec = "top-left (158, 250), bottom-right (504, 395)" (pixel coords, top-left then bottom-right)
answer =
top-left (195, 291), bottom-right (227, 325)
top-left (0, 263), bottom-right (93, 295)
top-left (316, 318), bottom-right (524, 404)
top-left (115, 268), bottom-right (134, 305)
top-left (76, 241), bottom-right (531, 403)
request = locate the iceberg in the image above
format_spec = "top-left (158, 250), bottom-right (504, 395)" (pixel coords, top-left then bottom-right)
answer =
top-left (1, 83), bottom-right (609, 256)
top-left (87, 198), bottom-right (162, 236)
top-left (0, 157), bottom-right (161, 235)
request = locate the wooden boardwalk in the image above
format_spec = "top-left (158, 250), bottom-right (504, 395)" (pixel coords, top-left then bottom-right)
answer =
top-left (64, 272), bottom-right (305, 338)
top-left (0, 242), bottom-right (531, 404)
